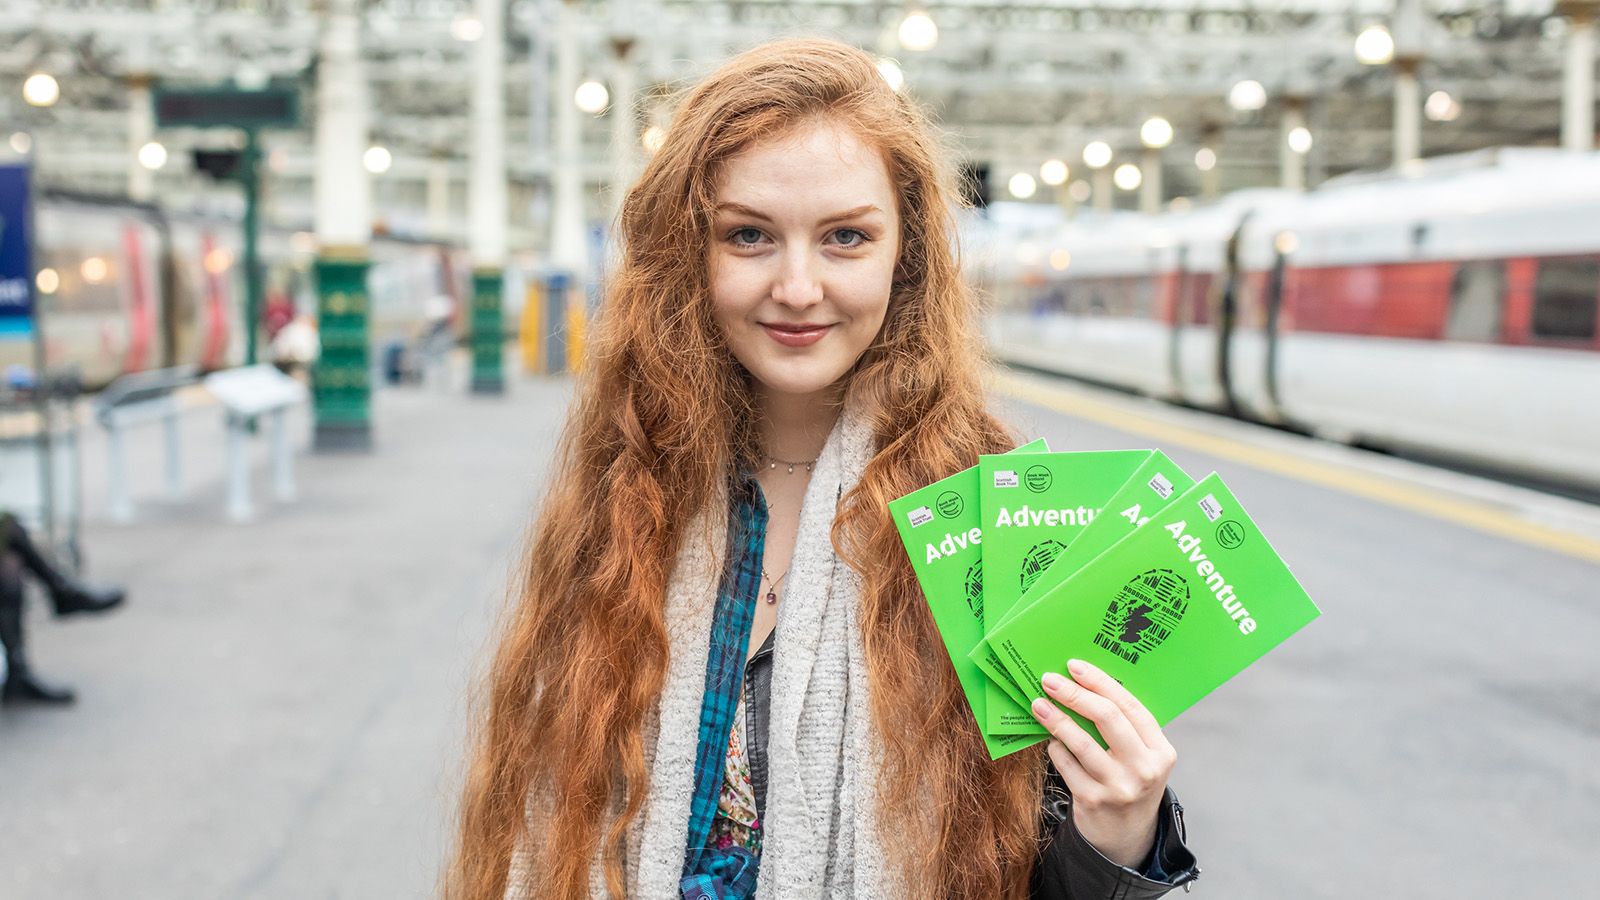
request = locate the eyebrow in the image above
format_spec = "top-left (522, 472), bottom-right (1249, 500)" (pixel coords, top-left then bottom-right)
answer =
top-left (714, 202), bottom-right (885, 226)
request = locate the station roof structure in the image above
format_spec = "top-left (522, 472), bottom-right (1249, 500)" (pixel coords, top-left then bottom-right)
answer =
top-left (0, 0), bottom-right (1586, 242)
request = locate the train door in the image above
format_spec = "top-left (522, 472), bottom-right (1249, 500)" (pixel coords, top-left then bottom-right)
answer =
top-left (1165, 246), bottom-right (1187, 400)
top-left (1213, 220), bottom-right (1245, 415)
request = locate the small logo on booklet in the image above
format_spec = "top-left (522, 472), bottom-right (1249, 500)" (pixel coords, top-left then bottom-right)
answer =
top-left (963, 561), bottom-right (984, 619)
top-left (907, 506), bottom-right (935, 527)
top-left (993, 470), bottom-right (1020, 488)
top-left (1024, 465), bottom-right (1053, 493)
top-left (1215, 519), bottom-right (1246, 549)
top-left (1019, 539), bottom-right (1068, 592)
top-left (1147, 472), bottom-right (1175, 499)
top-left (1095, 568), bottom-right (1190, 665)
top-left (936, 491), bottom-right (964, 518)
top-left (1198, 493), bottom-right (1224, 522)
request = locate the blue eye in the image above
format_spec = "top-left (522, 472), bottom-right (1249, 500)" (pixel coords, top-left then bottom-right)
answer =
top-left (730, 227), bottom-right (765, 247)
top-left (832, 228), bottom-right (869, 248)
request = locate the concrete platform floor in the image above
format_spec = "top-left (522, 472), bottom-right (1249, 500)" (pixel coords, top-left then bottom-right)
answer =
top-left (1, 372), bottom-right (569, 900)
top-left (2, 365), bottom-right (1597, 899)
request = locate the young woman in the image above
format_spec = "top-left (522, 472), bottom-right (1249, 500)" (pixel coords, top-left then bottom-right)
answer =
top-left (447, 38), bottom-right (1199, 900)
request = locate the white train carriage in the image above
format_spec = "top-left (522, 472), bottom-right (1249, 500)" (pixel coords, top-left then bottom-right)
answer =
top-left (983, 149), bottom-right (1600, 492)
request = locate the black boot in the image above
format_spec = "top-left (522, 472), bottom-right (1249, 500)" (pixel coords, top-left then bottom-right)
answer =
top-left (2, 667), bottom-right (77, 705)
top-left (0, 517), bottom-right (125, 617)
top-left (0, 576), bottom-right (75, 706)
top-left (51, 583), bottom-right (126, 617)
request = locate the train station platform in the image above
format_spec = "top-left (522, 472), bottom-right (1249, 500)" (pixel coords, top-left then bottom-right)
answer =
top-left (2, 362), bottom-right (1598, 899)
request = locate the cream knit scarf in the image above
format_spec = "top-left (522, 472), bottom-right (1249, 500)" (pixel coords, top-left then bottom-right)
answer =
top-left (506, 406), bottom-right (899, 900)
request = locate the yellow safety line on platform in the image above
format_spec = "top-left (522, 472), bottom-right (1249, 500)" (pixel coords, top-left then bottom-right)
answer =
top-left (992, 372), bottom-right (1600, 566)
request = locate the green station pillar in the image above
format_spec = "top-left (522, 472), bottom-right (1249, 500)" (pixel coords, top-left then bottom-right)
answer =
top-left (470, 267), bottom-right (505, 394)
top-left (312, 254), bottom-right (373, 451)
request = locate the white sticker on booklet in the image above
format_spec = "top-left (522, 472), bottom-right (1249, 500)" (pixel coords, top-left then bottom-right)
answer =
top-left (907, 506), bottom-right (935, 528)
top-left (993, 470), bottom-right (1020, 488)
top-left (1198, 493), bottom-right (1224, 522)
top-left (1148, 472), bottom-right (1175, 499)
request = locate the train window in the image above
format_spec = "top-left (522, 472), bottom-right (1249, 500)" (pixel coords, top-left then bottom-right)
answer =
top-left (1445, 261), bottom-right (1504, 342)
top-left (1531, 258), bottom-right (1599, 341)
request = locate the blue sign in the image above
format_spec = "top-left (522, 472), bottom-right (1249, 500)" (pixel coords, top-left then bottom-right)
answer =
top-left (0, 164), bottom-right (34, 339)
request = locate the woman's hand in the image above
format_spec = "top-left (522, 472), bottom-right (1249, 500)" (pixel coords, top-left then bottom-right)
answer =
top-left (1030, 658), bottom-right (1176, 869)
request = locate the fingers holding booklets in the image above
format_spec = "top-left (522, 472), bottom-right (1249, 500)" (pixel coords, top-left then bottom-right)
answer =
top-left (891, 444), bottom-right (1320, 760)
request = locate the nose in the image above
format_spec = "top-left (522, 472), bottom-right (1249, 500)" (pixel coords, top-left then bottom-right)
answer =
top-left (770, 245), bottom-right (823, 309)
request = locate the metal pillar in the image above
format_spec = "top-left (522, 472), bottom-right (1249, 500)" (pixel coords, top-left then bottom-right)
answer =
top-left (427, 154), bottom-right (451, 240)
top-left (552, 0), bottom-right (588, 277)
top-left (1393, 58), bottom-right (1422, 166)
top-left (242, 130), bottom-right (263, 366)
top-left (1139, 148), bottom-right (1161, 214)
top-left (470, 0), bottom-right (508, 394)
top-left (127, 75), bottom-right (154, 202)
top-left (1092, 166), bottom-right (1112, 213)
top-left (1281, 100), bottom-right (1307, 191)
top-left (609, 33), bottom-right (639, 215)
top-left (1561, 2), bottom-right (1599, 151)
top-left (312, 0), bottom-right (373, 452)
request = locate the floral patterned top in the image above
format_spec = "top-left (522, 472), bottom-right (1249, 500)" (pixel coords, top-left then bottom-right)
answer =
top-left (709, 684), bottom-right (762, 853)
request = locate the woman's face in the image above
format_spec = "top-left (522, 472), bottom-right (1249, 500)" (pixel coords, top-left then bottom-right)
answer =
top-left (709, 122), bottom-right (900, 402)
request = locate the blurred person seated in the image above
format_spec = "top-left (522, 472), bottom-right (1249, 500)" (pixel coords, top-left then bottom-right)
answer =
top-left (269, 313), bottom-right (321, 377)
top-left (0, 513), bottom-right (126, 706)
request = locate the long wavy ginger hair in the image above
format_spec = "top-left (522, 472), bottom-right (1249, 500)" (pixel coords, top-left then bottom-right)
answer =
top-left (446, 38), bottom-right (1048, 900)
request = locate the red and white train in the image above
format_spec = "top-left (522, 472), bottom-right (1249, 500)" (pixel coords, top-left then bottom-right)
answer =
top-left (978, 147), bottom-right (1600, 492)
top-left (0, 191), bottom-right (467, 390)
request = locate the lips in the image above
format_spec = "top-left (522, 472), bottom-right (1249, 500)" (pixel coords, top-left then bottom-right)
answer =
top-left (761, 322), bottom-right (833, 348)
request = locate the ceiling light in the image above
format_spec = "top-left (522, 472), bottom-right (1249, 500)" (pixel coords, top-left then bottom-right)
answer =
top-left (1008, 172), bottom-right (1038, 199)
top-left (1228, 80), bottom-right (1267, 112)
top-left (1141, 117), bottom-right (1174, 149)
top-left (1355, 25), bottom-right (1395, 65)
top-left (899, 12), bottom-right (938, 51)
top-left (1425, 90), bottom-right (1462, 122)
top-left (1083, 141), bottom-right (1112, 169)
top-left (81, 257), bottom-right (109, 284)
top-left (23, 73), bottom-right (59, 107)
top-left (1287, 127), bottom-right (1313, 154)
top-left (1113, 163), bottom-right (1142, 191)
top-left (1040, 159), bottom-right (1069, 186)
top-left (451, 13), bottom-right (484, 41)
top-left (1195, 147), bottom-right (1217, 171)
top-left (363, 145), bottom-right (392, 173)
top-left (575, 80), bottom-right (609, 113)
top-left (138, 141), bottom-right (168, 170)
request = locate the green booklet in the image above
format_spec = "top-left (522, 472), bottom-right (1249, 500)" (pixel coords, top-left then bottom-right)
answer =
top-left (888, 440), bottom-right (1049, 759)
top-left (981, 472), bottom-right (1322, 748)
top-left (976, 449), bottom-right (1152, 734)
top-left (975, 450), bottom-right (1197, 710)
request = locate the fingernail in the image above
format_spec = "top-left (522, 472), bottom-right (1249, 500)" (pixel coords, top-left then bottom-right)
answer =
top-left (1067, 659), bottom-right (1087, 676)
top-left (1042, 672), bottom-right (1067, 692)
top-left (1031, 697), bottom-right (1054, 721)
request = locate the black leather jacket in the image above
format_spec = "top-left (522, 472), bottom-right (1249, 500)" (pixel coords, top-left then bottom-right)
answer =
top-left (742, 629), bottom-right (1200, 898)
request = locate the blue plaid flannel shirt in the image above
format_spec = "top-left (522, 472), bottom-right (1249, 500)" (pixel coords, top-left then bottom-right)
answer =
top-left (680, 473), bottom-right (767, 900)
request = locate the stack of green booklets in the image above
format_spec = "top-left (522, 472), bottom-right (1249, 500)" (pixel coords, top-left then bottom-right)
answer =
top-left (888, 442), bottom-right (1321, 759)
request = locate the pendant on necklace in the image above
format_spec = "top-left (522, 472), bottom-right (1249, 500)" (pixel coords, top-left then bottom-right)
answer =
top-left (765, 590), bottom-right (778, 604)
top-left (786, 464), bottom-right (795, 473)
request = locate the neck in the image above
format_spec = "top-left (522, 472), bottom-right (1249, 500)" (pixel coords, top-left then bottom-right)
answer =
top-left (756, 383), bottom-right (843, 463)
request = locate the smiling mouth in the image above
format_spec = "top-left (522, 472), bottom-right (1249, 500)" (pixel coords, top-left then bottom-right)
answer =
top-left (761, 322), bottom-right (834, 348)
